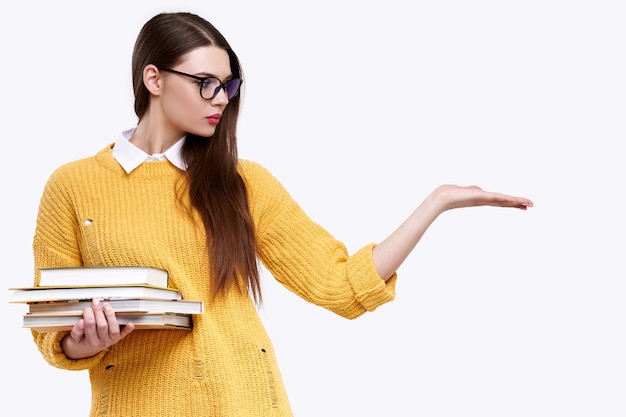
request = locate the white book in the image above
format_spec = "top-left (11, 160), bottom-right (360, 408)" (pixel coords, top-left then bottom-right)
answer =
top-left (24, 312), bottom-right (192, 332)
top-left (38, 266), bottom-right (168, 288)
top-left (9, 285), bottom-right (182, 303)
top-left (28, 298), bottom-right (203, 315)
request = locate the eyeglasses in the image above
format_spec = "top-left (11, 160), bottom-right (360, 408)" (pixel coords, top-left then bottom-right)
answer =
top-left (159, 68), bottom-right (242, 100)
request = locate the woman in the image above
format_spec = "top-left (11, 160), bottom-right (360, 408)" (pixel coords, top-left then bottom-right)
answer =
top-left (31, 11), bottom-right (533, 417)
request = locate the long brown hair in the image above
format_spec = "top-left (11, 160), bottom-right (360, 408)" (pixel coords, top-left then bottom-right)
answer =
top-left (131, 12), bottom-right (261, 303)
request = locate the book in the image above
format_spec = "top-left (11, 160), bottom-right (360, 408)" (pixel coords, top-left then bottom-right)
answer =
top-left (23, 312), bottom-right (192, 332)
top-left (9, 285), bottom-right (182, 304)
top-left (27, 298), bottom-right (203, 315)
top-left (38, 266), bottom-right (168, 288)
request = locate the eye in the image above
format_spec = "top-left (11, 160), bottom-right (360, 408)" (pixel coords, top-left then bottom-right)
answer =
top-left (200, 78), bottom-right (220, 90)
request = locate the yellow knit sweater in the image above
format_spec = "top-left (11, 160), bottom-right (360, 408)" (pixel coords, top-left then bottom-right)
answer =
top-left (32, 144), bottom-right (397, 417)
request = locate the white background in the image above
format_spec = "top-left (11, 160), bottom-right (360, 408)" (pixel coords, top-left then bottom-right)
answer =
top-left (1, 1), bottom-right (624, 416)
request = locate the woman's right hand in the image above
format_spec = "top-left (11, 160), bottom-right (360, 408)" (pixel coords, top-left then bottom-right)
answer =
top-left (61, 298), bottom-right (135, 359)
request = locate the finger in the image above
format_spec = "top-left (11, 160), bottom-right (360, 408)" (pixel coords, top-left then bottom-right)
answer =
top-left (81, 304), bottom-right (98, 342)
top-left (91, 298), bottom-right (112, 340)
top-left (68, 318), bottom-right (86, 342)
top-left (499, 195), bottom-right (533, 209)
top-left (120, 322), bottom-right (135, 338)
top-left (102, 302), bottom-right (122, 338)
top-left (485, 192), bottom-right (533, 208)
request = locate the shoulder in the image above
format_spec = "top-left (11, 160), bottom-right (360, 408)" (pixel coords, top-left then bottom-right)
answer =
top-left (237, 159), bottom-right (294, 210)
top-left (238, 158), bottom-right (267, 175)
top-left (238, 159), bottom-right (279, 186)
top-left (46, 144), bottom-right (117, 187)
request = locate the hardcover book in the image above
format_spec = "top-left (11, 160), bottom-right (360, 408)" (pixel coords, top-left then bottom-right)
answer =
top-left (38, 266), bottom-right (168, 288)
top-left (24, 312), bottom-right (193, 332)
top-left (9, 285), bottom-right (182, 303)
top-left (27, 298), bottom-right (203, 315)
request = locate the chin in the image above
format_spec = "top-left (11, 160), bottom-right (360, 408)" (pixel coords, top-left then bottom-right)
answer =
top-left (190, 127), bottom-right (217, 138)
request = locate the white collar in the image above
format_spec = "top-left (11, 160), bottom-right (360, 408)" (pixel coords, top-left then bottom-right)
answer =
top-left (111, 128), bottom-right (187, 174)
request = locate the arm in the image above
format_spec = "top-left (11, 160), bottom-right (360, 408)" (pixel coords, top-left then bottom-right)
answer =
top-left (33, 164), bottom-right (134, 364)
top-left (242, 160), bottom-right (396, 318)
top-left (373, 184), bottom-right (533, 281)
top-left (243, 162), bottom-right (532, 318)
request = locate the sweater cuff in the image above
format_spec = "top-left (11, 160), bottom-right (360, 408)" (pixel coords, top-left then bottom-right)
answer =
top-left (346, 243), bottom-right (397, 312)
top-left (37, 330), bottom-right (110, 371)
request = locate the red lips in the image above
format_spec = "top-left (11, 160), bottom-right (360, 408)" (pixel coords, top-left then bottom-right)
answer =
top-left (206, 114), bottom-right (222, 125)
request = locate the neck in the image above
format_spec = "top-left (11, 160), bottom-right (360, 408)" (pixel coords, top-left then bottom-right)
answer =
top-left (131, 114), bottom-right (184, 155)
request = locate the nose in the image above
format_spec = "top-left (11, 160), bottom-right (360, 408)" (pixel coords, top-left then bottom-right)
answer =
top-left (211, 87), bottom-right (229, 105)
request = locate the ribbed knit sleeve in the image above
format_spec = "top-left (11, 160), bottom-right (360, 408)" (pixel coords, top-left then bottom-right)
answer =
top-left (31, 154), bottom-right (113, 371)
top-left (239, 160), bottom-right (396, 319)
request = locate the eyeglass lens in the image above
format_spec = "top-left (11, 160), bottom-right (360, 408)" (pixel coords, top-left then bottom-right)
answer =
top-left (201, 78), bottom-right (241, 99)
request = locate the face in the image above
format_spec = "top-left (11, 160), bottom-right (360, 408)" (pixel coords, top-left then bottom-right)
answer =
top-left (157, 46), bottom-right (234, 138)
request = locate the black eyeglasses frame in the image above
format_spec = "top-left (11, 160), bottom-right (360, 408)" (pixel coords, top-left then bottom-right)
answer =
top-left (159, 67), bottom-right (242, 100)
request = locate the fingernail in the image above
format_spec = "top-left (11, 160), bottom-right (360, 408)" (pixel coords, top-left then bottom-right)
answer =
top-left (104, 303), bottom-right (112, 311)
top-left (93, 298), bottom-right (100, 306)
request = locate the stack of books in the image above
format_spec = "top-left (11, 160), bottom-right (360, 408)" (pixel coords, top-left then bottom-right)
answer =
top-left (9, 266), bottom-right (203, 332)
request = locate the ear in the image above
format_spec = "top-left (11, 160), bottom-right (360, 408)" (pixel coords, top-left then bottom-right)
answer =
top-left (143, 64), bottom-right (162, 96)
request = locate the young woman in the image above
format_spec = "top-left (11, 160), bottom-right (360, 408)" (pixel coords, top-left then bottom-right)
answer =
top-left (31, 12), bottom-right (533, 417)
